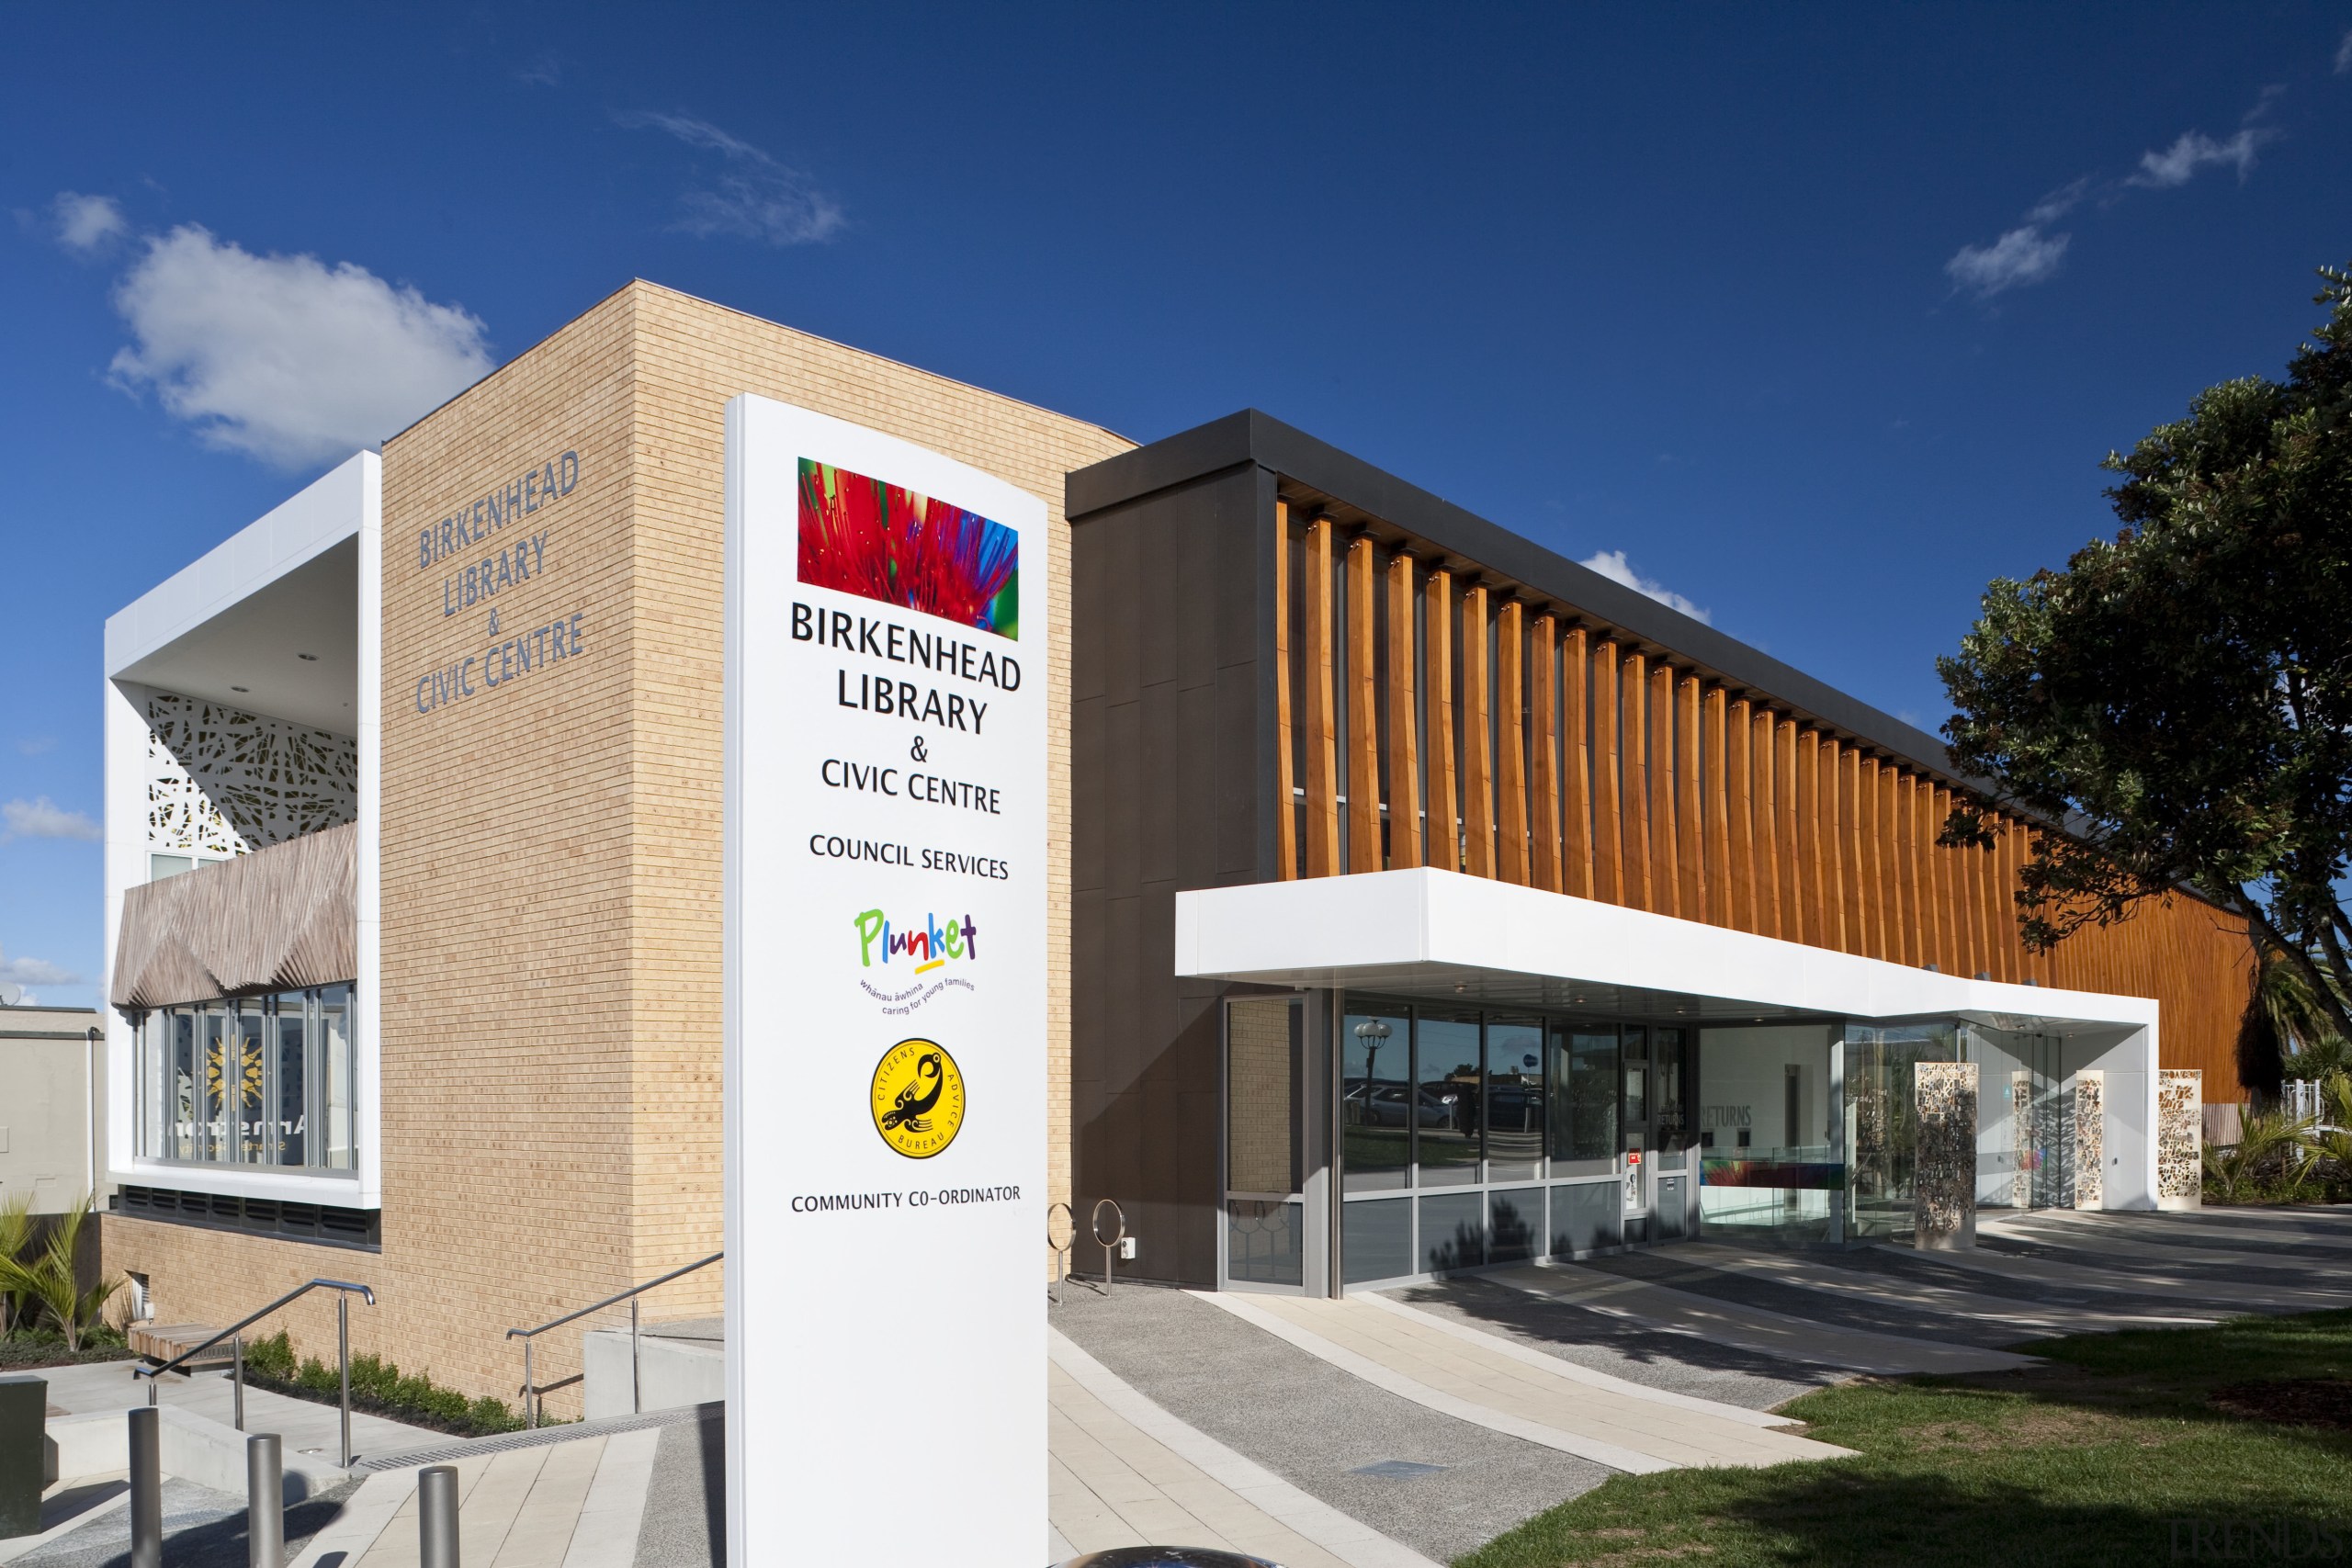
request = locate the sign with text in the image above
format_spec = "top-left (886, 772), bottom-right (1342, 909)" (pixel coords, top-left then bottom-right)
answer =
top-left (723, 395), bottom-right (1046, 1565)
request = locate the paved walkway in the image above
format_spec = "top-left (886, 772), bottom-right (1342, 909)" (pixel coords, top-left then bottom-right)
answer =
top-left (1198, 1292), bottom-right (1849, 1473)
top-left (1484, 1260), bottom-right (2039, 1374)
top-left (37, 1359), bottom-right (440, 1468)
top-left (288, 1429), bottom-right (661, 1568)
top-left (1048, 1330), bottom-right (1438, 1568)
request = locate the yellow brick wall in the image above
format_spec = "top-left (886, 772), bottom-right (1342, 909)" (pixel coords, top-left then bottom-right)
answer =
top-left (108, 281), bottom-right (1129, 1412)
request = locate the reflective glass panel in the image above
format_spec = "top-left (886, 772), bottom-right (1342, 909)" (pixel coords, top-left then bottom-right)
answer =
top-left (322, 986), bottom-right (354, 1170)
top-left (198, 1009), bottom-right (231, 1161)
top-left (1846, 1021), bottom-right (1960, 1241)
top-left (1343, 1197), bottom-right (1414, 1284)
top-left (273, 993), bottom-right (308, 1167)
top-left (1419, 1190), bottom-right (1485, 1272)
top-left (1489, 1187), bottom-right (1543, 1263)
top-left (1551, 1025), bottom-right (1619, 1163)
top-left (1485, 1018), bottom-right (1544, 1180)
top-left (1654, 1027), bottom-right (1690, 1153)
top-left (1549, 1179), bottom-right (1617, 1256)
top-left (1415, 1011), bottom-right (1481, 1186)
top-left (235, 999), bottom-right (267, 1163)
top-left (1227, 1200), bottom-right (1304, 1286)
top-left (171, 1011), bottom-right (197, 1160)
top-left (1342, 1008), bottom-right (1411, 1192)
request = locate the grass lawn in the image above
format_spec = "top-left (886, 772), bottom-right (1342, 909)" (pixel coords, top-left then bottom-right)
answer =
top-left (1460, 1309), bottom-right (2352, 1568)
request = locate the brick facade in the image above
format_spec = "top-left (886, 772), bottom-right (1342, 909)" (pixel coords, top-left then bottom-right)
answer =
top-left (105, 282), bottom-right (1130, 1411)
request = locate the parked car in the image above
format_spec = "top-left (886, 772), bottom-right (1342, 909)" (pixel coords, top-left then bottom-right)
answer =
top-left (1343, 1080), bottom-right (1458, 1127)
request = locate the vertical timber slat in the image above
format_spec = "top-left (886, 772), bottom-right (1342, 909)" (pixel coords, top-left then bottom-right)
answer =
top-left (1345, 535), bottom-right (1382, 874)
top-left (1461, 583), bottom-right (1496, 878)
top-left (1302, 517), bottom-right (1340, 877)
top-left (1497, 599), bottom-right (1531, 885)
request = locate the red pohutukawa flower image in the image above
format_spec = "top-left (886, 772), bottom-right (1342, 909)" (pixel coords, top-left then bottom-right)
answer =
top-left (797, 458), bottom-right (1020, 639)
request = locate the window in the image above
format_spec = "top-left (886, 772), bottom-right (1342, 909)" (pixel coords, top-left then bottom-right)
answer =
top-left (132, 985), bottom-right (357, 1174)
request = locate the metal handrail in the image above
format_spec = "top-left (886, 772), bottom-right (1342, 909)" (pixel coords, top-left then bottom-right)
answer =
top-left (506, 1251), bottom-right (720, 1427)
top-left (133, 1277), bottom-right (376, 1466)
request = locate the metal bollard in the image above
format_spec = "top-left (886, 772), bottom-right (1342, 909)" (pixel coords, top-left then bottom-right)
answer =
top-left (419, 1463), bottom-right (460, 1568)
top-left (247, 1433), bottom-right (283, 1568)
top-left (128, 1404), bottom-right (162, 1568)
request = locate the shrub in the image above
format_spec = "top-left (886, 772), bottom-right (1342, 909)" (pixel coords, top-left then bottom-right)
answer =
top-left (240, 1330), bottom-right (526, 1438)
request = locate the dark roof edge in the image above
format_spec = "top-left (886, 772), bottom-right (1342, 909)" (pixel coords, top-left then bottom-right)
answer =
top-left (1069, 408), bottom-right (1980, 794)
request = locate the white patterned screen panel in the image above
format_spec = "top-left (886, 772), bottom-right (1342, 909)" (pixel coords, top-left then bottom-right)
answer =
top-left (144, 690), bottom-right (356, 855)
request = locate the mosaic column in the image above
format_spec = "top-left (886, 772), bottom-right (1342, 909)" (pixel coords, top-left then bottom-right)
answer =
top-left (2073, 1069), bottom-right (2104, 1212)
top-left (2010, 1069), bottom-right (2034, 1210)
top-left (2157, 1068), bottom-right (2203, 1211)
top-left (1914, 1061), bottom-right (1978, 1250)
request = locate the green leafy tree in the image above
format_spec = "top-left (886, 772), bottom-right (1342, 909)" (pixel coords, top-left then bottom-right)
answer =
top-left (1939, 263), bottom-right (2352, 1049)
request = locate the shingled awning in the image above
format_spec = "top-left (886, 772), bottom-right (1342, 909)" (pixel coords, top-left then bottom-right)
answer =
top-left (111, 821), bottom-right (356, 1009)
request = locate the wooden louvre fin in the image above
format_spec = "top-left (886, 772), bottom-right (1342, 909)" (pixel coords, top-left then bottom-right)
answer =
top-left (1928, 785), bottom-right (1956, 972)
top-left (1834, 747), bottom-right (1853, 959)
top-left (1650, 660), bottom-right (1679, 917)
top-left (1882, 757), bottom-right (1900, 959)
top-left (1894, 772), bottom-right (1920, 966)
top-left (1752, 705), bottom-right (1781, 939)
top-left (1345, 534), bottom-right (1383, 874)
top-left (1531, 612), bottom-right (1562, 892)
top-left (1856, 755), bottom-right (1881, 957)
top-left (1497, 599), bottom-right (1531, 885)
top-left (1563, 626), bottom-right (1593, 897)
top-left (1591, 638), bottom-right (1622, 902)
top-left (1725, 696), bottom-right (1754, 931)
top-left (1425, 569), bottom-right (1458, 873)
top-left (112, 822), bottom-right (358, 1009)
top-left (1703, 685), bottom-right (1731, 929)
top-left (1676, 674), bottom-right (1703, 922)
top-left (1624, 651), bottom-right (1652, 910)
top-left (1273, 502), bottom-right (1297, 880)
top-left (1385, 554), bottom-right (1421, 870)
top-left (1820, 737), bottom-right (1848, 953)
top-left (1775, 716), bottom-right (1801, 941)
top-left (1461, 583), bottom-right (1496, 878)
top-left (1301, 518), bottom-right (1341, 877)
top-left (1793, 728), bottom-right (1820, 944)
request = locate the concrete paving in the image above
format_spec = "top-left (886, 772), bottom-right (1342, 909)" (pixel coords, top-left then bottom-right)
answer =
top-left (1199, 1292), bottom-right (1849, 1472)
top-left (287, 1428), bottom-right (662, 1568)
top-left (37, 1359), bottom-right (442, 1468)
top-left (1051, 1280), bottom-right (1615, 1563)
top-left (1488, 1260), bottom-right (2041, 1374)
top-left (1050, 1330), bottom-right (1438, 1568)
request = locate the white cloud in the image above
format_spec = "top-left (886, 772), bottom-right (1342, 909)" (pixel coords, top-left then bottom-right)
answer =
top-left (51, 191), bottom-right (127, 254)
top-left (0, 946), bottom-right (81, 987)
top-left (616, 111), bottom-right (844, 247)
top-left (1945, 224), bottom-right (2071, 298)
top-left (2335, 28), bottom-right (2351, 73)
top-left (1, 796), bottom-right (98, 841)
top-left (517, 51), bottom-right (562, 87)
top-left (17, 738), bottom-right (57, 756)
top-left (2127, 128), bottom-right (2272, 189)
top-left (2025, 178), bottom-right (2089, 225)
top-left (1579, 549), bottom-right (1712, 625)
top-left (107, 225), bottom-right (493, 468)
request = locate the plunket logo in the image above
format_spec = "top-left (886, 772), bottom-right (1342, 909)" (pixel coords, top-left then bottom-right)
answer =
top-left (854, 908), bottom-right (978, 973)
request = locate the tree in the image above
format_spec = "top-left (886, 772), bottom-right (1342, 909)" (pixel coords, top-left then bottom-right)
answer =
top-left (1939, 262), bottom-right (2352, 1047)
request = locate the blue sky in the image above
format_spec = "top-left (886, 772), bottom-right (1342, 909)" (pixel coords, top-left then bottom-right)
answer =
top-left (5, 4), bottom-right (2350, 1008)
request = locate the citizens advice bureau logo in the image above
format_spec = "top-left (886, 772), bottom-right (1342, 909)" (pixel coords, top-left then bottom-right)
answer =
top-left (870, 1037), bottom-right (966, 1159)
